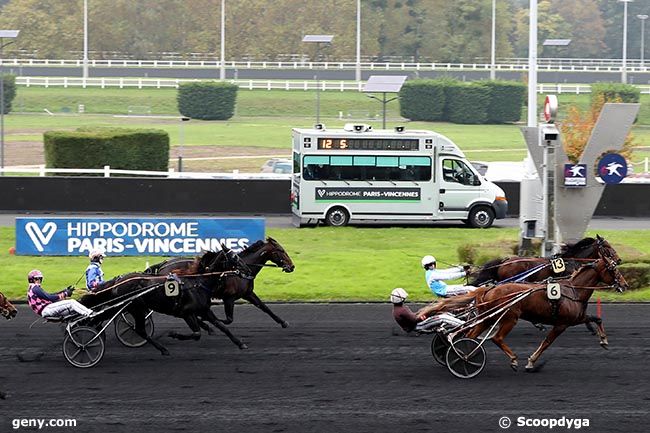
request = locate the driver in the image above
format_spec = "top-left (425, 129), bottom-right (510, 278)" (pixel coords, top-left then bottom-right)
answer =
top-left (86, 248), bottom-right (106, 292)
top-left (422, 255), bottom-right (476, 297)
top-left (390, 288), bottom-right (422, 333)
top-left (27, 270), bottom-right (92, 319)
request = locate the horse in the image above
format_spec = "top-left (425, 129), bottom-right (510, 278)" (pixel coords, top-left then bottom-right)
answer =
top-left (80, 249), bottom-right (250, 355)
top-left (0, 291), bottom-right (17, 320)
top-left (469, 235), bottom-right (621, 287)
top-left (149, 237), bottom-right (295, 328)
top-left (419, 256), bottom-right (628, 372)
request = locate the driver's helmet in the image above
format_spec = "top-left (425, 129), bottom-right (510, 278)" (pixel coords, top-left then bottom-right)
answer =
top-left (421, 255), bottom-right (436, 269)
top-left (28, 269), bottom-right (44, 283)
top-left (89, 248), bottom-right (106, 262)
top-left (390, 288), bottom-right (408, 304)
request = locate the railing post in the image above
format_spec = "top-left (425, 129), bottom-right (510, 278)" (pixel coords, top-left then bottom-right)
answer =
top-left (39, 165), bottom-right (46, 177)
top-left (645, 157), bottom-right (649, 174)
top-left (104, 165), bottom-right (110, 178)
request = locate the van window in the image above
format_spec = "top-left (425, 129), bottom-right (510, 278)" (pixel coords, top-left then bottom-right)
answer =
top-left (442, 159), bottom-right (480, 186)
top-left (303, 155), bottom-right (431, 182)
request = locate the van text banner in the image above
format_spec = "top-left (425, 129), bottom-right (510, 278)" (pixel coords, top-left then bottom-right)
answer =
top-left (15, 218), bottom-right (265, 256)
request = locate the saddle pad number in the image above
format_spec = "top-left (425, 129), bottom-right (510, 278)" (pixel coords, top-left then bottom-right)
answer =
top-left (551, 258), bottom-right (566, 274)
top-left (547, 283), bottom-right (561, 300)
top-left (164, 280), bottom-right (180, 297)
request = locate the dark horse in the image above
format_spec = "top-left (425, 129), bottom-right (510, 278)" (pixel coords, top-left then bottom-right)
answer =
top-left (0, 292), bottom-right (17, 398)
top-left (0, 291), bottom-right (17, 320)
top-left (469, 235), bottom-right (621, 287)
top-left (80, 249), bottom-right (250, 355)
top-left (147, 237), bottom-right (295, 328)
top-left (420, 255), bottom-right (628, 372)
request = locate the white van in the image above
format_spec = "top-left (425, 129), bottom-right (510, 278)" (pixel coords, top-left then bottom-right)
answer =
top-left (290, 124), bottom-right (507, 227)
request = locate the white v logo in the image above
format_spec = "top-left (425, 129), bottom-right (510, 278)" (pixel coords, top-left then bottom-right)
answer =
top-left (25, 222), bottom-right (57, 252)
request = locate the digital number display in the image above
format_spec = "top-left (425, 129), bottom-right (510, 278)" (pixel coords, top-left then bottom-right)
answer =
top-left (317, 138), bottom-right (419, 151)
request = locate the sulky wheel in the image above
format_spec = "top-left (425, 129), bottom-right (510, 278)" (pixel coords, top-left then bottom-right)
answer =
top-left (114, 311), bottom-right (155, 348)
top-left (445, 338), bottom-right (486, 379)
top-left (430, 333), bottom-right (450, 366)
top-left (62, 326), bottom-right (106, 368)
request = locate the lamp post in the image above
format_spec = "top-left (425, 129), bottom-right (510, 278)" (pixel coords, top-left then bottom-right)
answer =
top-left (83, 0), bottom-right (88, 81)
top-left (0, 30), bottom-right (19, 177)
top-left (302, 35), bottom-right (333, 125)
top-left (220, 0), bottom-right (226, 80)
top-left (490, 0), bottom-right (496, 80)
top-left (543, 39), bottom-right (571, 92)
top-left (356, 0), bottom-right (361, 82)
top-left (178, 117), bottom-right (190, 172)
top-left (527, 0), bottom-right (537, 127)
top-left (638, 14), bottom-right (649, 65)
top-left (620, 0), bottom-right (634, 83)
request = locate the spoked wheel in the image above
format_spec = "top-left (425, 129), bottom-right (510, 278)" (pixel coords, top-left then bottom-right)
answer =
top-left (114, 311), bottom-right (155, 348)
top-left (430, 333), bottom-right (450, 366)
top-left (445, 338), bottom-right (486, 379)
top-left (62, 326), bottom-right (105, 368)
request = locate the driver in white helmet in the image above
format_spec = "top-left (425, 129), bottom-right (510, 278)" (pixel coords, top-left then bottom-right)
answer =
top-left (86, 248), bottom-right (106, 292)
top-left (422, 255), bottom-right (475, 298)
top-left (390, 288), bottom-right (421, 332)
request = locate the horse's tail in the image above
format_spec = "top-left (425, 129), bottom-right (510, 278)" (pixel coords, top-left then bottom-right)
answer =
top-left (416, 287), bottom-right (487, 318)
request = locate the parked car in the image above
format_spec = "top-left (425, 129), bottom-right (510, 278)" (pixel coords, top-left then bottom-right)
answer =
top-left (261, 158), bottom-right (292, 174)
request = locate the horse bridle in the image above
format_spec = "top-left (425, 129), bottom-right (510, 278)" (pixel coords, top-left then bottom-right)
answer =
top-left (0, 295), bottom-right (16, 318)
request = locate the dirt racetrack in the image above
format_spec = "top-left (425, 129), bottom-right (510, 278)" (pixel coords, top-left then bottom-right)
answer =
top-left (1, 303), bottom-right (649, 433)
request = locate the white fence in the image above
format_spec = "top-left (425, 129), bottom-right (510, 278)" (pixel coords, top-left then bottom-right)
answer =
top-left (14, 76), bottom-right (650, 94)
top-left (3, 58), bottom-right (650, 73)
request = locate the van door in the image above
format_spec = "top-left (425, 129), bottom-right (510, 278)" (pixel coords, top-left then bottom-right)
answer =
top-left (438, 158), bottom-right (481, 219)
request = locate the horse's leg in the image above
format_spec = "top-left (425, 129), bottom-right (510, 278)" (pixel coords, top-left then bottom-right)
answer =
top-left (482, 312), bottom-right (520, 371)
top-left (526, 324), bottom-right (568, 371)
top-left (584, 315), bottom-right (608, 348)
top-left (168, 315), bottom-right (202, 341)
top-left (130, 305), bottom-right (170, 356)
top-left (202, 309), bottom-right (248, 350)
top-left (221, 297), bottom-right (235, 325)
top-left (198, 318), bottom-right (216, 335)
top-left (244, 292), bottom-right (289, 328)
top-left (584, 320), bottom-right (597, 335)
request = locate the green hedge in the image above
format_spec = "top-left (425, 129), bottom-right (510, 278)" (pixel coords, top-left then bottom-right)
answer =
top-left (44, 127), bottom-right (169, 173)
top-left (591, 83), bottom-right (640, 104)
top-left (478, 80), bottom-right (526, 123)
top-left (1, 75), bottom-right (17, 114)
top-left (177, 82), bottom-right (238, 120)
top-left (399, 79), bottom-right (447, 121)
top-left (446, 82), bottom-right (492, 124)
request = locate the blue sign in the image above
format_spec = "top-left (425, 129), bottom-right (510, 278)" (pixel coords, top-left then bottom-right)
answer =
top-left (564, 164), bottom-right (587, 187)
top-left (16, 218), bottom-right (265, 256)
top-left (597, 153), bottom-right (627, 185)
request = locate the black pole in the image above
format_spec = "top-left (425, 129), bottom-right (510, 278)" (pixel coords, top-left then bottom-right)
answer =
top-left (382, 92), bottom-right (387, 129)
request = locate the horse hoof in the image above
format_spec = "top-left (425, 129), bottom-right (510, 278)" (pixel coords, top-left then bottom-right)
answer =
top-left (281, 321), bottom-right (289, 328)
top-left (510, 362), bottom-right (518, 372)
top-left (0, 391), bottom-right (7, 400)
top-left (161, 349), bottom-right (171, 356)
top-left (239, 343), bottom-right (248, 350)
top-left (600, 342), bottom-right (609, 350)
top-left (167, 331), bottom-right (177, 339)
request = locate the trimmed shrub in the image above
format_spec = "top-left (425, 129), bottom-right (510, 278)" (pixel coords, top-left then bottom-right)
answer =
top-left (177, 81), bottom-right (238, 120)
top-left (478, 80), bottom-right (526, 123)
top-left (619, 263), bottom-right (650, 291)
top-left (591, 83), bottom-right (640, 104)
top-left (446, 82), bottom-right (492, 124)
top-left (1, 74), bottom-right (17, 114)
top-left (44, 127), bottom-right (169, 174)
top-left (399, 79), bottom-right (447, 121)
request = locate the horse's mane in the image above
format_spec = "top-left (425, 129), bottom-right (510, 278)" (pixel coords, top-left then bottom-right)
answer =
top-left (240, 240), bottom-right (266, 257)
top-left (469, 257), bottom-right (508, 286)
top-left (561, 237), bottom-right (596, 256)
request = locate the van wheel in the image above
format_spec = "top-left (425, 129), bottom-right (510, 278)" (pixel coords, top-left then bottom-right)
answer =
top-left (325, 207), bottom-right (350, 227)
top-left (467, 206), bottom-right (494, 228)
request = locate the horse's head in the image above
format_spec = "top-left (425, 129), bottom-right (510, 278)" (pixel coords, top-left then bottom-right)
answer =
top-left (0, 292), bottom-right (17, 320)
top-left (593, 257), bottom-right (628, 293)
top-left (200, 246), bottom-right (253, 277)
top-left (263, 238), bottom-right (295, 273)
top-left (596, 234), bottom-right (622, 265)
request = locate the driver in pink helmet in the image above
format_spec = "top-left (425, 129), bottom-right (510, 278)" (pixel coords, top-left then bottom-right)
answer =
top-left (26, 269), bottom-right (92, 319)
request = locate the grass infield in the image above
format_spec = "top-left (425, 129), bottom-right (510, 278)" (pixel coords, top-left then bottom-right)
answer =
top-left (1, 226), bottom-right (648, 302)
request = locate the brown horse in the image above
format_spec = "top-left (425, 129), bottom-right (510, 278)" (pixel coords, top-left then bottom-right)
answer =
top-left (419, 256), bottom-right (628, 372)
top-left (0, 291), bottom-right (17, 320)
top-left (469, 235), bottom-right (621, 287)
top-left (149, 237), bottom-right (295, 327)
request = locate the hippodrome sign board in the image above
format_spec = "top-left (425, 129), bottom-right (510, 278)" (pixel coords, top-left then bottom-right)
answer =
top-left (15, 218), bottom-right (264, 256)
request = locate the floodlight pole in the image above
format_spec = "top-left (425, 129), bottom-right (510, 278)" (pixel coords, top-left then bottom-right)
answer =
top-left (83, 0), bottom-right (89, 82)
top-left (0, 31), bottom-right (20, 177)
top-left (620, 0), bottom-right (633, 84)
top-left (490, 0), bottom-right (496, 80)
top-left (220, 0), bottom-right (226, 80)
top-left (366, 93), bottom-right (398, 129)
top-left (356, 0), bottom-right (361, 82)
top-left (639, 14), bottom-right (649, 64)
